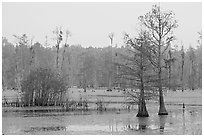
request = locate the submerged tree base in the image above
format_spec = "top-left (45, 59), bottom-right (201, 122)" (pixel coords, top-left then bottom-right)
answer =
top-left (158, 112), bottom-right (168, 115)
top-left (136, 104), bottom-right (149, 117)
top-left (136, 112), bottom-right (149, 117)
top-left (158, 104), bottom-right (168, 115)
top-left (136, 99), bottom-right (149, 117)
top-left (158, 110), bottom-right (168, 115)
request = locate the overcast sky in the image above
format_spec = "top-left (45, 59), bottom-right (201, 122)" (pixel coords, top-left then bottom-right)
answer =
top-left (2, 2), bottom-right (202, 49)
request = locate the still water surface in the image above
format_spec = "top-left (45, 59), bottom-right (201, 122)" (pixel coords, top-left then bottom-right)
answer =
top-left (2, 105), bottom-right (202, 135)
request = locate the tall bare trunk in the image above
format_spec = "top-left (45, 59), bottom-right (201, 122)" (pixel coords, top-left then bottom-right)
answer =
top-left (56, 46), bottom-right (59, 70)
top-left (168, 50), bottom-right (172, 90)
top-left (181, 49), bottom-right (184, 92)
top-left (137, 46), bottom-right (149, 117)
top-left (108, 34), bottom-right (113, 90)
top-left (158, 38), bottom-right (168, 115)
top-left (158, 68), bottom-right (168, 115)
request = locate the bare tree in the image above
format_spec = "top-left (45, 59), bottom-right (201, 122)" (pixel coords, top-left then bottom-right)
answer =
top-left (126, 32), bottom-right (150, 117)
top-left (108, 33), bottom-right (114, 46)
top-left (53, 27), bottom-right (63, 71)
top-left (181, 45), bottom-right (185, 92)
top-left (107, 32), bottom-right (114, 91)
top-left (116, 31), bottom-right (159, 117)
top-left (61, 30), bottom-right (71, 73)
top-left (139, 5), bottom-right (178, 115)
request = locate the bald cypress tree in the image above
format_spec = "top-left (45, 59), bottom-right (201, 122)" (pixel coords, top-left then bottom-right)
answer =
top-left (139, 5), bottom-right (178, 115)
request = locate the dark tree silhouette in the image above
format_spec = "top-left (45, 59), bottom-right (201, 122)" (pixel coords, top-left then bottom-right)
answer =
top-left (107, 32), bottom-right (114, 91)
top-left (21, 68), bottom-right (67, 106)
top-left (181, 45), bottom-right (185, 92)
top-left (139, 5), bottom-right (178, 115)
top-left (116, 31), bottom-right (159, 117)
top-left (53, 27), bottom-right (63, 71)
top-left (61, 30), bottom-right (71, 73)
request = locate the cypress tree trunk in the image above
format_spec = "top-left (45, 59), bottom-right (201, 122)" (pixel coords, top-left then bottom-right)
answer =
top-left (136, 86), bottom-right (149, 117)
top-left (136, 45), bottom-right (149, 117)
top-left (181, 46), bottom-right (185, 92)
top-left (158, 39), bottom-right (168, 115)
top-left (168, 50), bottom-right (172, 90)
top-left (158, 68), bottom-right (168, 115)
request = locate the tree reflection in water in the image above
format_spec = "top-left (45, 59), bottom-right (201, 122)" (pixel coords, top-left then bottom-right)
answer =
top-left (182, 109), bottom-right (185, 134)
top-left (137, 117), bottom-right (149, 131)
top-left (125, 117), bottom-right (149, 132)
top-left (159, 115), bottom-right (167, 134)
top-left (124, 115), bottom-right (169, 133)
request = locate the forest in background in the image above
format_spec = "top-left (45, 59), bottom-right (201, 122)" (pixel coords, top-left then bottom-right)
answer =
top-left (2, 31), bottom-right (202, 91)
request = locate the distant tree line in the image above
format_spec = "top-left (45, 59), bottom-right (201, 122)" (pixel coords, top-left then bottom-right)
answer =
top-left (2, 34), bottom-right (201, 91)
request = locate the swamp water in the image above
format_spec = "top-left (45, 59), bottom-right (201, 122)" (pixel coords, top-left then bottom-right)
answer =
top-left (2, 104), bottom-right (202, 135)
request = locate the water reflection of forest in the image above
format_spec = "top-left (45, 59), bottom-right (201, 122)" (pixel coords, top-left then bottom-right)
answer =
top-left (123, 108), bottom-right (201, 134)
